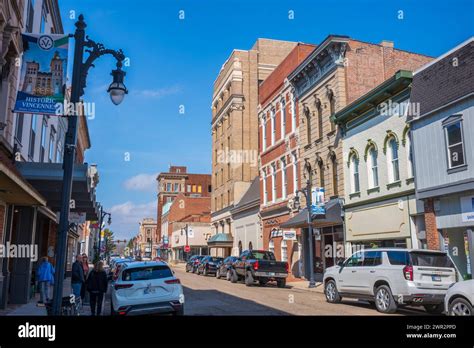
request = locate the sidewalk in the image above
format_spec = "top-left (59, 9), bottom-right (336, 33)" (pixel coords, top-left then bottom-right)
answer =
top-left (287, 280), bottom-right (325, 294)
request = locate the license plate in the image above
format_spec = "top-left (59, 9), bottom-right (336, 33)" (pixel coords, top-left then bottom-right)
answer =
top-left (432, 275), bottom-right (441, 282)
top-left (268, 272), bottom-right (275, 276)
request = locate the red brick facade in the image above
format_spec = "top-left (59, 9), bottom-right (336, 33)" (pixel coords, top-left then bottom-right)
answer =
top-left (424, 198), bottom-right (440, 250)
top-left (166, 193), bottom-right (211, 237)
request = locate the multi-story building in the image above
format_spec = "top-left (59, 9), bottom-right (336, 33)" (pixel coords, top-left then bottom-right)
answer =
top-left (333, 70), bottom-right (425, 252)
top-left (137, 218), bottom-right (157, 259)
top-left (284, 35), bottom-right (432, 279)
top-left (156, 165), bottom-right (211, 256)
top-left (409, 38), bottom-right (474, 279)
top-left (258, 43), bottom-right (316, 280)
top-left (167, 193), bottom-right (212, 261)
top-left (211, 39), bottom-right (297, 257)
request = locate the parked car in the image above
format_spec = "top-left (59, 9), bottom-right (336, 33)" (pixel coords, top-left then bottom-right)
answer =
top-left (197, 256), bottom-right (223, 276)
top-left (108, 259), bottom-right (129, 281)
top-left (216, 256), bottom-right (239, 280)
top-left (231, 250), bottom-right (288, 288)
top-left (445, 279), bottom-right (474, 316)
top-left (185, 255), bottom-right (204, 273)
top-left (110, 261), bottom-right (184, 316)
top-left (323, 248), bottom-right (457, 314)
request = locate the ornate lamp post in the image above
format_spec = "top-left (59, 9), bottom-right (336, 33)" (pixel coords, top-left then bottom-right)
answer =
top-left (52, 14), bottom-right (127, 315)
top-left (97, 206), bottom-right (112, 261)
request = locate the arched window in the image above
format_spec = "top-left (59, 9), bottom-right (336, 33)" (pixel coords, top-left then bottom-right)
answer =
top-left (281, 157), bottom-right (287, 199)
top-left (280, 99), bottom-right (286, 138)
top-left (318, 159), bottom-right (325, 188)
top-left (367, 147), bottom-right (379, 188)
top-left (406, 132), bottom-right (414, 178)
top-left (290, 95), bottom-right (296, 132)
top-left (271, 109), bottom-right (276, 145)
top-left (261, 115), bottom-right (267, 151)
top-left (327, 89), bottom-right (336, 132)
top-left (268, 239), bottom-right (275, 254)
top-left (303, 105), bottom-right (312, 144)
top-left (271, 163), bottom-right (277, 202)
top-left (387, 138), bottom-right (400, 183)
top-left (349, 154), bottom-right (360, 193)
top-left (292, 152), bottom-right (298, 193)
top-left (331, 155), bottom-right (339, 196)
top-left (315, 98), bottom-right (323, 139)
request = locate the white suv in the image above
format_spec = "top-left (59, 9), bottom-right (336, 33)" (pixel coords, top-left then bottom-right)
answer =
top-left (111, 261), bottom-right (184, 316)
top-left (323, 248), bottom-right (457, 314)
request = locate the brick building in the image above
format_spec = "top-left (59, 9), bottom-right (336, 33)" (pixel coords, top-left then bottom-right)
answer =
top-left (156, 165), bottom-right (211, 256)
top-left (211, 39), bottom-right (297, 257)
top-left (258, 43), bottom-right (316, 280)
top-left (284, 35), bottom-right (432, 280)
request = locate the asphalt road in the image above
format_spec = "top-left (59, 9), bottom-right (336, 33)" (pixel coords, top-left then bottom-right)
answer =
top-left (174, 266), bottom-right (432, 316)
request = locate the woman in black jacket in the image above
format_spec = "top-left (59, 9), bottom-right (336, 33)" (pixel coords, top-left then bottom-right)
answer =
top-left (87, 261), bottom-right (108, 316)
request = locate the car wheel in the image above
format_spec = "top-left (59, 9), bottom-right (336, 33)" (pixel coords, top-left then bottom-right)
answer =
top-left (185, 266), bottom-right (190, 273)
top-left (449, 298), bottom-right (473, 316)
top-left (277, 279), bottom-right (286, 288)
top-left (173, 307), bottom-right (184, 316)
top-left (423, 304), bottom-right (444, 314)
top-left (245, 270), bottom-right (254, 286)
top-left (230, 269), bottom-right (238, 283)
top-left (325, 280), bottom-right (341, 303)
top-left (216, 269), bottom-right (221, 279)
top-left (374, 285), bottom-right (397, 314)
top-left (259, 279), bottom-right (268, 287)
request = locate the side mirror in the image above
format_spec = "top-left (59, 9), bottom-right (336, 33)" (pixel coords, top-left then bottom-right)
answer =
top-left (337, 259), bottom-right (344, 267)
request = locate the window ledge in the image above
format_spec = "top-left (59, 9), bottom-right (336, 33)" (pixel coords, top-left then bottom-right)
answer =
top-left (367, 186), bottom-right (380, 194)
top-left (386, 180), bottom-right (402, 189)
top-left (447, 164), bottom-right (468, 174)
top-left (349, 192), bottom-right (361, 199)
top-left (314, 138), bottom-right (323, 145)
top-left (406, 177), bottom-right (415, 185)
top-left (327, 130), bottom-right (336, 137)
top-left (304, 143), bottom-right (312, 150)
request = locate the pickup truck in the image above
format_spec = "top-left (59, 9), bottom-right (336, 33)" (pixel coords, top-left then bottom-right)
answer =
top-left (231, 250), bottom-right (288, 288)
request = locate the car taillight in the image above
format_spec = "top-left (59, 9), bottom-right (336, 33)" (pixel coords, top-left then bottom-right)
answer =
top-left (114, 283), bottom-right (134, 290)
top-left (253, 260), bottom-right (259, 270)
top-left (194, 260), bottom-right (199, 264)
top-left (403, 265), bottom-right (413, 281)
top-left (285, 262), bottom-right (289, 273)
top-left (165, 278), bottom-right (181, 284)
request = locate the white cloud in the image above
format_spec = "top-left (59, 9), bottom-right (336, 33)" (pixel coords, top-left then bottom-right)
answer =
top-left (123, 173), bottom-right (157, 191)
top-left (109, 200), bottom-right (157, 240)
top-left (135, 85), bottom-right (182, 99)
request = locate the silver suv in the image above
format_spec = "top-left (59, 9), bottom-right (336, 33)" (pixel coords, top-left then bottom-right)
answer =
top-left (323, 248), bottom-right (457, 314)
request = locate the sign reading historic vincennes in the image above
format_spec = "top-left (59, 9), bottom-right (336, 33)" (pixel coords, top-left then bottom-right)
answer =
top-left (14, 33), bottom-right (69, 115)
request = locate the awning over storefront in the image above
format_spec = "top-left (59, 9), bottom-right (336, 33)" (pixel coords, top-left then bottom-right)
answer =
top-left (16, 162), bottom-right (99, 220)
top-left (280, 198), bottom-right (343, 229)
top-left (207, 233), bottom-right (233, 248)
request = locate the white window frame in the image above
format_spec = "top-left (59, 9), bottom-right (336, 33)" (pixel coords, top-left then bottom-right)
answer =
top-left (280, 99), bottom-right (286, 139)
top-left (268, 239), bottom-right (275, 254)
top-left (271, 108), bottom-right (276, 145)
top-left (406, 132), bottom-right (414, 178)
top-left (387, 138), bottom-right (400, 183)
top-left (271, 163), bottom-right (277, 202)
top-left (262, 171), bottom-right (268, 205)
top-left (292, 152), bottom-right (298, 193)
top-left (290, 95), bottom-right (296, 133)
top-left (281, 157), bottom-right (287, 199)
top-left (444, 120), bottom-right (466, 169)
top-left (367, 147), bottom-right (379, 189)
top-left (349, 155), bottom-right (360, 193)
top-left (261, 115), bottom-right (267, 151)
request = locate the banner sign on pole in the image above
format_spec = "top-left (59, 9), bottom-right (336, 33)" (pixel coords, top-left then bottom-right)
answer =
top-left (311, 187), bottom-right (325, 215)
top-left (14, 33), bottom-right (69, 115)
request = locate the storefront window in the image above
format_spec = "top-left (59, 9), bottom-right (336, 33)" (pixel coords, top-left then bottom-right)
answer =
top-left (281, 241), bottom-right (288, 262)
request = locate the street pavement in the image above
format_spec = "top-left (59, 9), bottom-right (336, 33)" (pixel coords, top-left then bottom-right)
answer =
top-left (172, 265), bottom-right (432, 316)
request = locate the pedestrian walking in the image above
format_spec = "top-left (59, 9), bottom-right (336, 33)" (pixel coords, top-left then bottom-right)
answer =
top-left (36, 257), bottom-right (55, 306)
top-left (81, 254), bottom-right (90, 304)
top-left (87, 261), bottom-right (108, 316)
top-left (71, 254), bottom-right (85, 302)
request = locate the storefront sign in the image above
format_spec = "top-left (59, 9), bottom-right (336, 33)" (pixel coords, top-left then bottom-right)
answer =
top-left (270, 229), bottom-right (283, 238)
top-left (14, 34), bottom-right (69, 115)
top-left (69, 212), bottom-right (86, 224)
top-left (187, 228), bottom-right (194, 238)
top-left (460, 196), bottom-right (474, 222)
top-left (283, 231), bottom-right (297, 240)
top-left (311, 187), bottom-right (325, 215)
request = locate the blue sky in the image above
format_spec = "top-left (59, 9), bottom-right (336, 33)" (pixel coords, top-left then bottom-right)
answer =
top-left (59, 0), bottom-right (473, 239)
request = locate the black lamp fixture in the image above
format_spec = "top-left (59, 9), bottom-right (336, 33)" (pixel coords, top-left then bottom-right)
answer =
top-left (107, 67), bottom-right (128, 105)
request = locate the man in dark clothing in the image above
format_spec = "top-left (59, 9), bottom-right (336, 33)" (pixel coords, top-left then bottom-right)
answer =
top-left (87, 261), bottom-right (108, 316)
top-left (71, 255), bottom-right (85, 302)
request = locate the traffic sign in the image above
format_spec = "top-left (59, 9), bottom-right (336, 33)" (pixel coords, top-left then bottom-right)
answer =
top-left (184, 245), bottom-right (190, 253)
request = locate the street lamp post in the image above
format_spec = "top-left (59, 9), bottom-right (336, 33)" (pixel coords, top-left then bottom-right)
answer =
top-left (294, 179), bottom-right (317, 288)
top-left (52, 14), bottom-right (127, 315)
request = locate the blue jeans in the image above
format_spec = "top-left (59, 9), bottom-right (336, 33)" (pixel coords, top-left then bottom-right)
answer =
top-left (71, 282), bottom-right (82, 301)
top-left (39, 281), bottom-right (49, 303)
